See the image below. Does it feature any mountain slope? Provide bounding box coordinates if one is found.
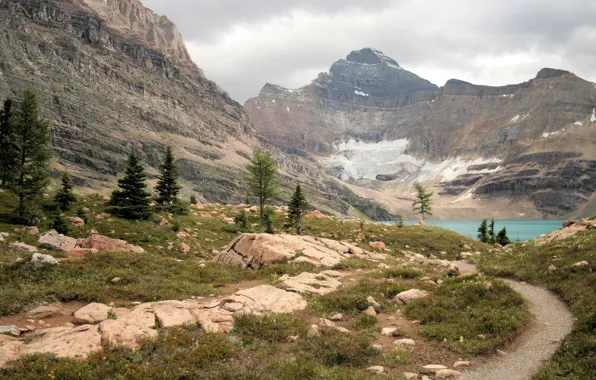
[245,48,596,218]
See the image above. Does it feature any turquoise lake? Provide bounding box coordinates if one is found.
[386,220,566,242]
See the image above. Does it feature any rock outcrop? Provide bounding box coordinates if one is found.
[213,234,384,269]
[78,234,145,254]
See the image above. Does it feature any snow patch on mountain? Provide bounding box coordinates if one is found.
[591,108,596,122]
[326,139,502,183]
[355,90,370,97]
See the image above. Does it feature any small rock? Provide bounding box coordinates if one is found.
[367,296,381,309]
[67,217,85,228]
[497,349,509,356]
[0,326,20,337]
[9,242,37,252]
[180,243,191,254]
[394,338,416,346]
[319,318,337,328]
[420,364,448,374]
[307,325,320,338]
[548,265,557,271]
[378,263,390,269]
[363,306,377,316]
[435,369,462,378]
[27,305,64,319]
[111,277,122,283]
[29,253,59,270]
[330,313,344,321]
[372,344,383,352]
[453,361,471,368]
[381,327,400,337]
[366,366,385,375]
[73,303,112,324]
[25,226,40,235]
[437,279,445,285]
[403,373,418,380]
[573,261,589,267]
[395,289,429,304]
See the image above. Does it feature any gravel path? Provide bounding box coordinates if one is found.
[456,263,574,380]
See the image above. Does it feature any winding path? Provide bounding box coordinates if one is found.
[454,262,574,380]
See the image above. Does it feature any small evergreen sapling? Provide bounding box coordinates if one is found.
[477,219,489,243]
[234,210,248,229]
[109,149,152,220]
[264,206,275,234]
[190,194,198,205]
[155,146,181,205]
[497,227,512,246]
[55,171,77,211]
[488,218,496,244]
[50,214,69,236]
[287,184,307,235]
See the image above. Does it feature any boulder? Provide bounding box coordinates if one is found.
[381,327,400,337]
[435,369,462,378]
[420,365,448,374]
[394,338,416,346]
[153,301,198,328]
[366,366,385,375]
[453,361,471,368]
[548,265,557,271]
[417,220,426,227]
[563,220,577,228]
[9,242,36,252]
[29,253,59,270]
[99,306,158,348]
[74,303,113,324]
[0,326,20,337]
[280,271,343,295]
[20,325,102,360]
[180,243,191,254]
[369,241,387,251]
[226,285,308,314]
[330,313,344,321]
[307,325,320,338]
[403,373,418,380]
[78,234,144,253]
[395,289,429,304]
[26,305,65,319]
[0,335,24,367]
[214,234,378,269]
[25,226,40,235]
[363,306,377,316]
[67,217,85,228]
[573,261,589,267]
[367,296,381,309]
[37,230,78,253]
[0,232,8,242]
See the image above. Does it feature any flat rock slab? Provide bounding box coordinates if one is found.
[280,271,343,295]
[74,303,112,324]
[26,305,65,319]
[0,335,25,367]
[99,307,158,348]
[78,234,145,254]
[20,325,102,360]
[227,285,308,313]
[37,230,78,253]
[213,233,383,269]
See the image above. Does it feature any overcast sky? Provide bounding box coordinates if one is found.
[143,0,596,103]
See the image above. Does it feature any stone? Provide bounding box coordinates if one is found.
[9,242,36,252]
[180,243,191,253]
[395,289,429,304]
[74,303,113,324]
[378,263,390,269]
[69,248,100,257]
[403,373,418,380]
[420,365,449,374]
[372,344,383,352]
[453,361,471,368]
[153,301,197,328]
[27,305,65,319]
[548,265,557,271]
[366,366,385,375]
[367,296,381,309]
[67,217,85,228]
[573,261,589,267]
[563,220,577,228]
[37,230,78,253]
[99,307,158,348]
[363,306,377,316]
[20,325,102,360]
[25,226,40,235]
[29,253,59,270]
[381,327,400,336]
[176,231,189,239]
[306,210,326,219]
[394,338,416,346]
[369,241,387,251]
[463,244,472,250]
[330,313,344,321]
[226,285,308,313]
[280,272,343,295]
[0,335,25,367]
[435,369,462,378]
[307,324,320,338]
[0,326,20,337]
[111,277,122,283]
[78,234,145,253]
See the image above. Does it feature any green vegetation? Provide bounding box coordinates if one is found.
[54,171,77,211]
[155,146,181,207]
[405,275,529,356]
[108,150,152,220]
[0,98,15,187]
[496,227,512,246]
[478,219,489,243]
[49,214,69,236]
[247,147,279,219]
[5,88,52,223]
[287,183,307,235]
[412,181,433,220]
[479,231,596,379]
[233,313,308,344]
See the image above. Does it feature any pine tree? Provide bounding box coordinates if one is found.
[8,88,52,223]
[0,98,16,187]
[497,227,512,246]
[109,149,152,220]
[190,194,197,205]
[55,171,77,211]
[155,146,181,205]
[247,147,278,219]
[477,219,489,243]
[488,218,496,244]
[264,206,275,234]
[412,181,433,220]
[287,184,307,235]
[50,214,69,236]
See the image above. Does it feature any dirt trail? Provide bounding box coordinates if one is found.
[456,263,574,380]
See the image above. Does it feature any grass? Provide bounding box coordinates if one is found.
[232,313,308,344]
[404,275,530,356]
[478,230,596,379]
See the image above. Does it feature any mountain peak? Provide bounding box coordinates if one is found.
[535,68,571,80]
[346,48,401,68]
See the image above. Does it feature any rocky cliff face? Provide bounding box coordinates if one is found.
[0,1,391,219]
[246,48,596,218]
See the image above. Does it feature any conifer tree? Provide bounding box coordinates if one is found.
[287,184,307,235]
[497,227,512,246]
[0,98,16,187]
[488,218,496,244]
[247,147,278,219]
[155,146,181,205]
[264,206,275,234]
[477,219,489,243]
[412,181,433,220]
[9,88,52,223]
[55,171,77,211]
[109,149,152,220]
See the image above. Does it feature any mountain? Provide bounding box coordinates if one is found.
[245,48,596,219]
[0,1,391,219]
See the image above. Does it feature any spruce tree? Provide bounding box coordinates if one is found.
[9,88,52,223]
[109,149,152,220]
[247,147,278,219]
[264,206,275,234]
[287,184,307,235]
[0,98,16,187]
[488,218,496,244]
[412,181,433,220]
[477,219,489,243]
[155,146,181,205]
[55,171,77,211]
[497,227,512,246]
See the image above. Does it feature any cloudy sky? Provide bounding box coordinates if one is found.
[143,0,596,103]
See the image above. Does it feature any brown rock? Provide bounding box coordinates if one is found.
[99,307,157,348]
[38,230,78,253]
[9,242,37,252]
[0,335,25,367]
[67,217,85,228]
[69,248,100,257]
[26,305,65,319]
[563,219,578,228]
[20,325,102,360]
[25,226,40,235]
[395,289,429,304]
[180,243,191,253]
[363,306,377,316]
[79,234,144,253]
[548,265,557,271]
[74,303,113,324]
[369,241,387,251]
[153,301,197,328]
[435,369,462,378]
[306,210,327,219]
[279,271,343,295]
[226,285,308,314]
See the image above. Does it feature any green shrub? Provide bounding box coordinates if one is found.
[383,348,410,366]
[49,214,69,236]
[233,313,308,344]
[296,328,378,367]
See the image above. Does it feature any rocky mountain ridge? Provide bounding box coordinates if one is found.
[245,48,596,218]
